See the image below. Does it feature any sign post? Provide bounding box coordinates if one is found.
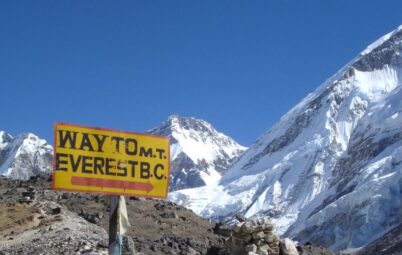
[52,123,170,254]
[109,195,122,255]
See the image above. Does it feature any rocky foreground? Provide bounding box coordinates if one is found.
[0,176,228,254]
[0,176,333,255]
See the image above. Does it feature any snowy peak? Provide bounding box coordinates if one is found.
[169,24,402,252]
[358,24,402,62]
[0,131,13,150]
[233,25,402,177]
[0,131,53,180]
[149,115,246,191]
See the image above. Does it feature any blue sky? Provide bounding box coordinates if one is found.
[1,1,402,146]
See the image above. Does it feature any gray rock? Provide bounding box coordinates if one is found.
[252,231,265,240]
[279,238,299,255]
[233,222,244,233]
[122,236,136,254]
[245,244,257,252]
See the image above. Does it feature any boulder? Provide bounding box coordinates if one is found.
[279,238,299,255]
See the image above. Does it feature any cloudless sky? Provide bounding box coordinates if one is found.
[1,1,402,146]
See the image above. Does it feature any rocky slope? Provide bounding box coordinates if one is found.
[0,175,230,255]
[149,115,246,191]
[0,176,335,255]
[170,24,402,253]
[0,131,52,180]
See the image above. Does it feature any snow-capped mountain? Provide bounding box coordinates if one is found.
[170,25,402,252]
[1,116,245,189]
[149,115,246,191]
[0,131,53,180]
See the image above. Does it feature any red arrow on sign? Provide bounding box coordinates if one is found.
[71,176,154,193]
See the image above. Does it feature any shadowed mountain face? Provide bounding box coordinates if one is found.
[353,223,402,255]
[149,115,246,191]
[170,25,402,253]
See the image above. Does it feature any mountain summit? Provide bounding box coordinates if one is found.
[170,25,402,252]
[0,131,53,180]
[1,115,245,192]
[149,115,246,191]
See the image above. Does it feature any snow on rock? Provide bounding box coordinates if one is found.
[0,131,53,180]
[169,25,402,252]
[149,115,246,191]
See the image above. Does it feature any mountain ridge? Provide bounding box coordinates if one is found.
[149,115,246,191]
[1,115,246,193]
[169,24,402,252]
[0,131,53,180]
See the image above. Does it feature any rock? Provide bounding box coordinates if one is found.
[227,218,282,255]
[258,244,269,252]
[231,234,252,244]
[213,222,232,237]
[235,213,246,222]
[122,236,136,254]
[264,233,277,243]
[241,221,274,234]
[279,238,299,255]
[61,192,70,199]
[269,246,280,255]
[78,209,101,224]
[4,188,17,196]
[22,191,36,198]
[18,197,33,204]
[97,212,103,219]
[296,245,303,253]
[51,207,62,215]
[233,222,244,233]
[252,231,265,240]
[227,242,245,255]
[184,246,199,255]
[245,244,257,252]
[241,221,255,234]
[160,211,179,219]
[300,243,335,255]
[154,202,167,210]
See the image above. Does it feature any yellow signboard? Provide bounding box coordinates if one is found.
[52,123,170,198]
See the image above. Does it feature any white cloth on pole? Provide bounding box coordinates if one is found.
[117,196,130,235]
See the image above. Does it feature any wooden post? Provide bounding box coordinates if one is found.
[109,195,122,255]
